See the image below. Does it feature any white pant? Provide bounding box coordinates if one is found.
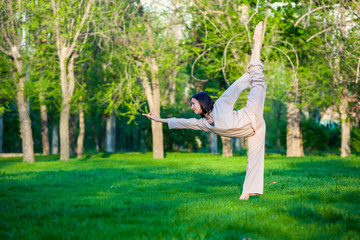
[216,61,266,195]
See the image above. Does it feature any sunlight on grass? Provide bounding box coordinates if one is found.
[0,153,359,239]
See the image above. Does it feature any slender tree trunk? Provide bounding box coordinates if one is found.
[59,53,77,161]
[106,112,116,153]
[286,74,304,157]
[77,104,85,158]
[235,138,241,152]
[340,88,351,157]
[338,0,351,157]
[15,70,35,163]
[221,136,233,157]
[209,132,218,153]
[241,138,248,150]
[39,93,50,155]
[92,122,99,152]
[286,102,304,156]
[69,113,78,156]
[276,102,282,149]
[52,124,59,154]
[141,58,164,159]
[0,113,3,152]
[60,101,71,160]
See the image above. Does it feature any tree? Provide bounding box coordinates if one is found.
[295,0,360,157]
[0,0,35,162]
[50,0,93,161]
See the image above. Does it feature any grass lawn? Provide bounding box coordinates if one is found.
[0,152,359,240]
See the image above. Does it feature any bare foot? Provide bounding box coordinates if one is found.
[253,21,263,43]
[239,193,249,200]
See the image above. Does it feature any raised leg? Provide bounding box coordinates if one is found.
[240,22,266,200]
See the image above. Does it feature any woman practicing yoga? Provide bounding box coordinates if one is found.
[143,22,266,200]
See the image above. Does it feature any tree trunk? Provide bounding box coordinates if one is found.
[0,113,3,152]
[235,138,241,152]
[209,132,218,153]
[69,114,78,156]
[39,93,50,155]
[9,46,35,162]
[15,72,35,163]
[52,124,59,154]
[286,102,304,157]
[275,100,283,149]
[92,122,99,152]
[286,73,304,157]
[106,112,116,153]
[338,0,351,157]
[77,105,85,158]
[241,138,248,150]
[60,100,71,161]
[221,136,233,157]
[340,89,351,157]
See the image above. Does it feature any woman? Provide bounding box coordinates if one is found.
[143,22,266,200]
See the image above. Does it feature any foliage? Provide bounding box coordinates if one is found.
[351,128,360,153]
[301,119,340,152]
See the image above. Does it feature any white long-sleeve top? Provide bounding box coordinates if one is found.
[167,61,266,138]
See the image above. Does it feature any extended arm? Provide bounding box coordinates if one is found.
[142,112,208,131]
[142,112,168,123]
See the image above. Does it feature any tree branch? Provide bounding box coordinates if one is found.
[1,24,13,47]
[277,40,299,69]
[51,0,61,57]
[191,47,214,82]
[245,0,260,45]
[306,27,333,42]
[222,34,243,86]
[267,45,295,72]
[356,56,360,84]
[262,0,270,43]
[67,0,93,58]
[0,44,9,55]
[352,0,360,14]
[295,5,333,27]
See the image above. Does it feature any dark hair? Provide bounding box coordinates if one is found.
[191,92,214,118]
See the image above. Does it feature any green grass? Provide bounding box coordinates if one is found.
[0,153,359,240]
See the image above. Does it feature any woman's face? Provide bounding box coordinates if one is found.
[190,98,202,115]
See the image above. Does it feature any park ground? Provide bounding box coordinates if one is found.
[0,153,359,240]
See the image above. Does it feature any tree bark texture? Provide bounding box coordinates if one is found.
[241,138,248,150]
[286,74,304,157]
[286,102,304,157]
[13,59,35,162]
[106,112,116,153]
[77,105,85,158]
[221,136,233,157]
[338,0,351,157]
[340,89,351,157]
[60,100,71,160]
[0,113,3,152]
[234,138,241,152]
[209,132,218,153]
[52,124,59,154]
[39,93,50,155]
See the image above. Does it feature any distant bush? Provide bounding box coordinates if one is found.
[301,119,340,151]
[351,127,360,153]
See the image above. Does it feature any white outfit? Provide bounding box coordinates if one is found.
[167,61,266,195]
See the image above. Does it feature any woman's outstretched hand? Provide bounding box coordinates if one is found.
[142,111,161,122]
